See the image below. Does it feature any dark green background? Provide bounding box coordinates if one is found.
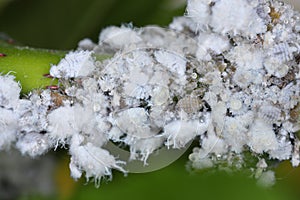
[0,0,300,199]
[0,0,184,49]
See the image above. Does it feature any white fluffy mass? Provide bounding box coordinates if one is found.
[99,25,142,49]
[247,119,278,154]
[50,50,96,78]
[0,108,18,150]
[0,75,21,109]
[16,133,52,157]
[0,0,300,187]
[186,0,267,36]
[186,0,211,30]
[0,75,21,150]
[210,0,267,36]
[69,142,126,185]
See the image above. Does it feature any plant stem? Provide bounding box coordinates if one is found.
[0,41,66,94]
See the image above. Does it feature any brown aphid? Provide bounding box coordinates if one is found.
[290,104,300,123]
[176,96,202,114]
[217,62,227,73]
[50,92,66,107]
[269,6,281,23]
[283,70,296,83]
[253,34,264,46]
[295,54,300,64]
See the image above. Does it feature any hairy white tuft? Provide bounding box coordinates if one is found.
[69,142,126,186]
[50,50,96,78]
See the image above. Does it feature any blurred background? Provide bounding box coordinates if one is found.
[0,0,185,49]
[0,0,300,200]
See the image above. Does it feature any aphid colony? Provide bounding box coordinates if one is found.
[0,0,300,186]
